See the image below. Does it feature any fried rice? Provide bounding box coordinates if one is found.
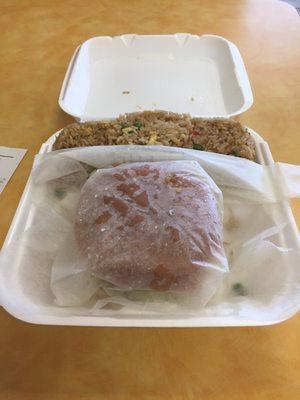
[53,111,256,161]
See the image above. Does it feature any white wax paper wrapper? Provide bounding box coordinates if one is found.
[1,145,299,319]
[51,231,99,306]
[52,146,275,203]
[48,158,228,309]
[275,162,300,198]
[209,235,300,322]
[0,207,71,307]
[31,157,90,221]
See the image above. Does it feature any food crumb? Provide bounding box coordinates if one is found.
[232,283,247,296]
[54,188,66,199]
[122,91,130,95]
[190,97,195,102]
[225,215,239,231]
[193,143,204,151]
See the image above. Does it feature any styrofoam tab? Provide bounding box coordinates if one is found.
[174,33,191,47]
[120,34,136,48]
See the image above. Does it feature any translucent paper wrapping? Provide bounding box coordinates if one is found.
[1,145,299,317]
[75,160,227,301]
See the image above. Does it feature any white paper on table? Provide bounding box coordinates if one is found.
[0,147,27,194]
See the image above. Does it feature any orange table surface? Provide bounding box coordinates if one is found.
[0,1,300,399]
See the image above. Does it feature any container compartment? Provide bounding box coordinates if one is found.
[59,34,253,121]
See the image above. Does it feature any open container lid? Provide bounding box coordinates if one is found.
[59,34,253,121]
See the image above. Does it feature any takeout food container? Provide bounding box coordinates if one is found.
[1,34,299,326]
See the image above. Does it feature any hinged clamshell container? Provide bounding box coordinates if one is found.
[1,34,299,327]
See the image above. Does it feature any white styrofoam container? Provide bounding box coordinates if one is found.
[59,34,253,121]
[1,34,299,326]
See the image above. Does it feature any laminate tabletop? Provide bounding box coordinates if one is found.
[0,1,299,399]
